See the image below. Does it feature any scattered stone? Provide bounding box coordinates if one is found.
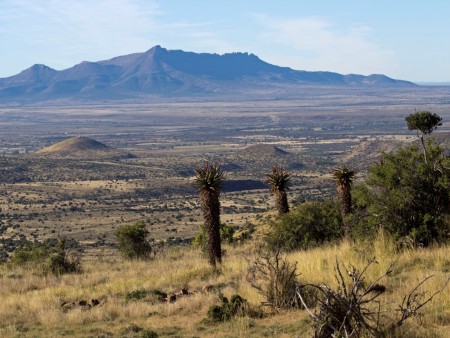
[60,297,105,312]
[88,298,100,306]
[166,294,177,303]
[165,288,194,303]
[202,284,213,293]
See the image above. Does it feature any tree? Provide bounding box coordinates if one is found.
[405,111,442,163]
[362,141,449,246]
[332,165,356,237]
[266,165,290,215]
[195,162,225,268]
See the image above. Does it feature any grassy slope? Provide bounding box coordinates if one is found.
[0,234,449,338]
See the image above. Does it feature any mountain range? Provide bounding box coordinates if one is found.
[0,45,415,102]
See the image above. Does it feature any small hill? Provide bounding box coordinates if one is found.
[33,137,135,159]
[238,144,289,157]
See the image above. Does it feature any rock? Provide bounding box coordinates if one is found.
[88,298,100,307]
[174,288,189,297]
[202,284,213,293]
[166,294,177,303]
[60,302,76,312]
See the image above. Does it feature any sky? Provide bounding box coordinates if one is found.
[1,0,449,82]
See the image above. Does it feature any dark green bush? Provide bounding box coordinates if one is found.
[266,199,343,251]
[125,289,148,301]
[124,288,167,303]
[149,289,168,302]
[115,221,152,259]
[192,222,236,253]
[48,238,82,275]
[206,294,248,322]
[141,329,158,338]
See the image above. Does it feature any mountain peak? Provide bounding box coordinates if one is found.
[30,64,53,70]
[24,64,56,74]
[145,45,167,55]
[147,45,163,51]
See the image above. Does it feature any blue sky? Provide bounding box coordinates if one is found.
[1,0,449,82]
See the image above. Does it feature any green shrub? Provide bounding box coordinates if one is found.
[9,238,81,275]
[149,289,168,302]
[125,289,148,301]
[141,329,158,338]
[115,221,152,259]
[48,238,82,275]
[9,241,51,267]
[192,222,236,253]
[206,294,248,322]
[266,199,343,251]
[353,142,450,246]
[120,324,158,337]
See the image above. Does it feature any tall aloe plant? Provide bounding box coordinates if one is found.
[266,165,291,215]
[332,165,356,237]
[195,162,225,268]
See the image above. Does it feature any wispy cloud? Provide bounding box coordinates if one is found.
[0,0,240,75]
[0,0,166,73]
[252,14,397,75]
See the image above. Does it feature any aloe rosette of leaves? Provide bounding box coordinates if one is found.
[266,165,291,215]
[195,162,225,268]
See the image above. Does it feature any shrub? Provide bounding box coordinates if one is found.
[192,223,236,253]
[48,238,82,275]
[206,294,248,322]
[141,329,158,338]
[9,241,51,267]
[115,221,152,259]
[9,238,81,275]
[125,289,148,301]
[297,258,449,337]
[124,288,167,303]
[121,324,158,337]
[247,246,301,309]
[266,199,343,251]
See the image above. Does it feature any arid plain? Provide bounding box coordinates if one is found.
[1,86,450,258]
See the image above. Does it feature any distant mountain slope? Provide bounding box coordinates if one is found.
[33,137,135,159]
[0,45,415,102]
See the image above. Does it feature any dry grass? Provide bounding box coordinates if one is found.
[0,234,449,337]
